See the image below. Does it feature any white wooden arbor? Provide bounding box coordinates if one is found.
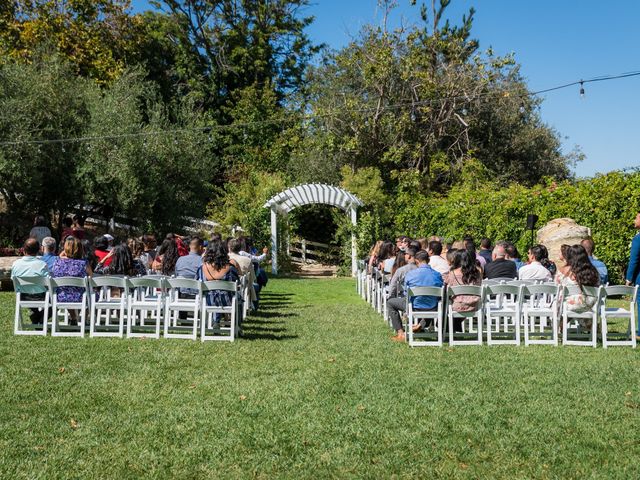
[263,184,364,276]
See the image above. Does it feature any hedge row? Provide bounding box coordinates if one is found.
[352,169,640,283]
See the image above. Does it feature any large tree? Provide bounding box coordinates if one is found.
[301,0,576,191]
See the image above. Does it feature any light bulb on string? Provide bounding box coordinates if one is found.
[579,80,585,99]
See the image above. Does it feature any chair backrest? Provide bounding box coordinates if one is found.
[522,284,560,296]
[603,285,638,301]
[164,277,203,292]
[447,285,483,298]
[484,284,520,296]
[407,286,444,300]
[202,280,237,293]
[90,276,129,288]
[13,275,49,291]
[127,277,165,290]
[563,285,603,310]
[49,276,88,289]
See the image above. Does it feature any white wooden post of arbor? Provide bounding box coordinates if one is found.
[264,184,363,276]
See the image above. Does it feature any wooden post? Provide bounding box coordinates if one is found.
[270,206,278,275]
[301,239,307,263]
[350,206,357,277]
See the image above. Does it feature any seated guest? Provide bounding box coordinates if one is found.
[445,249,483,332]
[228,238,252,275]
[81,239,97,271]
[387,250,443,342]
[93,236,112,266]
[11,238,50,324]
[408,240,422,251]
[29,215,51,245]
[395,236,410,252]
[388,248,417,298]
[464,236,486,268]
[377,241,396,274]
[479,238,493,264]
[367,240,383,273]
[151,238,180,276]
[166,233,189,257]
[95,244,146,277]
[39,237,57,271]
[103,234,115,251]
[72,215,86,240]
[61,217,75,242]
[483,244,517,279]
[556,244,600,326]
[581,238,608,285]
[240,237,269,288]
[139,234,157,272]
[127,238,144,262]
[427,240,450,276]
[504,242,524,270]
[175,237,204,280]
[198,241,240,308]
[519,244,554,281]
[415,238,429,251]
[391,250,407,276]
[51,236,92,325]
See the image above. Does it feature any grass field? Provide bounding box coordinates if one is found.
[1,277,639,479]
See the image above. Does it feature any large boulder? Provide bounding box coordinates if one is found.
[536,218,591,264]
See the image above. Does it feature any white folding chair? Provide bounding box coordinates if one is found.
[447,285,484,346]
[562,285,603,347]
[201,280,239,342]
[50,276,89,337]
[484,284,523,346]
[164,278,202,340]
[381,273,391,323]
[522,284,560,346]
[127,276,165,339]
[406,286,445,347]
[601,285,637,348]
[12,276,50,336]
[89,276,129,338]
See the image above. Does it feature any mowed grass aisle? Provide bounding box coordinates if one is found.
[1,277,640,478]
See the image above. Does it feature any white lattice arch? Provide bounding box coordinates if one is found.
[263,184,363,275]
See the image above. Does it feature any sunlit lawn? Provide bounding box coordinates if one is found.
[1,277,639,478]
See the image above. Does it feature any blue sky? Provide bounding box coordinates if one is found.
[131,0,640,177]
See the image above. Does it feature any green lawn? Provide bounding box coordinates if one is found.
[1,278,639,479]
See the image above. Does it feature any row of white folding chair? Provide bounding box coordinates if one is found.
[13,275,243,342]
[399,283,637,348]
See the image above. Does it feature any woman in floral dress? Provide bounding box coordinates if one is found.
[51,236,92,324]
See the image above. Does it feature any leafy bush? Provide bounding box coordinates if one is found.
[348,168,640,283]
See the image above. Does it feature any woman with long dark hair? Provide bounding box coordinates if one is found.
[96,244,146,277]
[556,244,600,315]
[391,250,407,277]
[377,241,397,273]
[151,239,180,275]
[445,250,483,331]
[198,241,239,307]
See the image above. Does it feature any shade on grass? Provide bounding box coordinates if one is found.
[1,277,639,478]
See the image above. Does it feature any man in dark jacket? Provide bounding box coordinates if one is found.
[625,210,640,335]
[483,244,517,279]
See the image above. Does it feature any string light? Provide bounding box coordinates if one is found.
[0,70,639,147]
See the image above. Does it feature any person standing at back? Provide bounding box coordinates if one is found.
[29,215,51,245]
[625,210,640,336]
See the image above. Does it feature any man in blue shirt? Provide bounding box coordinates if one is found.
[625,210,640,335]
[11,238,49,324]
[39,237,57,272]
[581,238,608,285]
[175,237,204,298]
[386,250,443,342]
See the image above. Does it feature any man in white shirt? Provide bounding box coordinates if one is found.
[427,240,450,276]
